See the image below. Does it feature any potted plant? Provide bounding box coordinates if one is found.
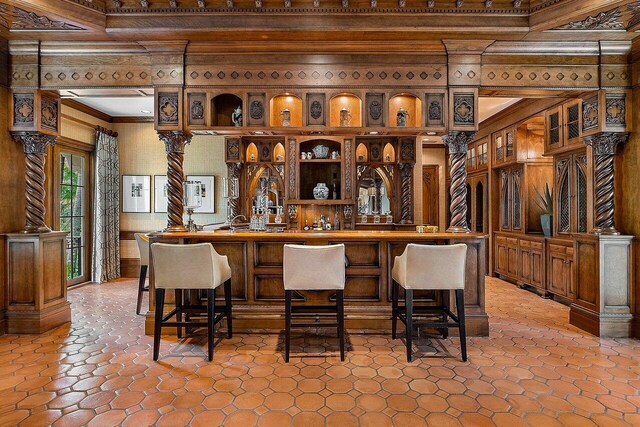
[535,183,553,237]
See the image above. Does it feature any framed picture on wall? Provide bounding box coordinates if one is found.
[186,175,215,213]
[154,175,168,213]
[122,175,151,213]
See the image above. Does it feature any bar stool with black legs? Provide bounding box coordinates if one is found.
[134,233,150,315]
[391,243,468,362]
[151,243,233,361]
[283,244,346,362]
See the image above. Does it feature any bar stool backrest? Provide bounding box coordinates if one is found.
[151,243,231,290]
[404,243,467,290]
[134,233,150,266]
[283,244,346,290]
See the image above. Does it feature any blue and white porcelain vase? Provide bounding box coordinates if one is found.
[313,183,329,200]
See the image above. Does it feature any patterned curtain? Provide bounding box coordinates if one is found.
[92,128,120,282]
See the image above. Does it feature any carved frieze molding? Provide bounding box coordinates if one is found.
[0,2,86,31]
[554,8,624,31]
[186,64,448,87]
[481,65,600,89]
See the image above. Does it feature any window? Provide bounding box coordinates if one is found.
[58,151,89,284]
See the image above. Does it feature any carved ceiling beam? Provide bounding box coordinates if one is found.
[530,0,632,32]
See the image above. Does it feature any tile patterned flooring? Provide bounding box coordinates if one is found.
[1,277,640,427]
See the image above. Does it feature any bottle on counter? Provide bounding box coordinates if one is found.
[250,207,258,231]
[303,220,310,231]
[333,209,340,230]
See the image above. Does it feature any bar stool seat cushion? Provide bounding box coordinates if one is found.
[392,243,467,290]
[283,244,346,290]
[152,242,231,290]
[134,233,150,266]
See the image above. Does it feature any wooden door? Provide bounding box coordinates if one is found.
[545,106,563,154]
[563,99,582,147]
[422,165,439,227]
[495,236,509,275]
[507,237,519,277]
[504,126,516,163]
[493,130,504,165]
[555,154,572,236]
[519,244,532,283]
[547,243,569,297]
[530,246,545,289]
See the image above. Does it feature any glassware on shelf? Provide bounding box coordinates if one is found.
[223,176,240,225]
[339,108,352,127]
[373,214,381,224]
[313,183,329,200]
[386,213,393,224]
[361,214,368,224]
[280,108,291,127]
[184,181,203,232]
[274,206,283,224]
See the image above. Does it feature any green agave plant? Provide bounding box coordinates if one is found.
[534,183,553,215]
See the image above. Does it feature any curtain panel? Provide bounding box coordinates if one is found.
[92,128,120,282]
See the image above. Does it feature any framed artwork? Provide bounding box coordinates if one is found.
[122,175,151,213]
[186,175,215,213]
[154,175,168,213]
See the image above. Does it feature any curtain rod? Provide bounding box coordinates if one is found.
[96,126,118,138]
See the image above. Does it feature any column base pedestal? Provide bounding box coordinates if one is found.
[446,226,471,233]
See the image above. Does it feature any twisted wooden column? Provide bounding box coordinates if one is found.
[443,131,475,233]
[227,162,242,220]
[158,131,192,232]
[399,163,414,223]
[584,132,628,235]
[12,132,57,233]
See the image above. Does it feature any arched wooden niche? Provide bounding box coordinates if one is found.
[382,143,395,163]
[212,93,243,126]
[246,142,258,162]
[329,93,362,127]
[273,143,285,163]
[270,94,303,127]
[388,93,422,128]
[356,143,368,163]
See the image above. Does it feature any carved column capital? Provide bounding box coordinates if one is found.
[583,132,628,156]
[11,131,57,233]
[158,130,192,154]
[583,132,628,235]
[12,131,57,154]
[442,131,475,154]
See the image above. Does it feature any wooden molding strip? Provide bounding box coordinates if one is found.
[112,116,154,123]
[62,98,113,123]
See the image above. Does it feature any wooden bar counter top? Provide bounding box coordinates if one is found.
[146,231,489,336]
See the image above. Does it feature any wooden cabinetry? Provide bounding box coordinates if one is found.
[494,232,546,292]
[546,239,574,299]
[467,137,488,172]
[499,166,524,232]
[493,127,516,166]
[554,149,591,236]
[544,100,583,155]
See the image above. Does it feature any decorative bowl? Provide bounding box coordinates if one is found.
[312,144,330,159]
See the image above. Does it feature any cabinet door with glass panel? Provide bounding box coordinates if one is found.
[554,150,590,236]
[55,148,92,286]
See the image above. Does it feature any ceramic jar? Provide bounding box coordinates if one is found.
[313,183,329,200]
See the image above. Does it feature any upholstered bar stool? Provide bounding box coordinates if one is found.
[283,244,346,362]
[151,243,233,361]
[391,243,468,362]
[134,233,150,315]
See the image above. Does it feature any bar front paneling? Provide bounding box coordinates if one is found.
[146,230,488,336]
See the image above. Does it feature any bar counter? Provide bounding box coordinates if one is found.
[146,230,488,336]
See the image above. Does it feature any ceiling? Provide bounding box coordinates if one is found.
[65,89,521,121]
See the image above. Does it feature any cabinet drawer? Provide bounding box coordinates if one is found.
[496,235,507,245]
[507,238,518,246]
[548,243,568,255]
[519,239,531,248]
[530,241,544,251]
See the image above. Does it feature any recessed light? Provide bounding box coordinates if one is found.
[367,131,379,135]
[426,131,436,135]
[252,131,265,135]
[422,138,431,142]
[140,109,151,114]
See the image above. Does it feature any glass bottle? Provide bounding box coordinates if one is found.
[250,207,257,231]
